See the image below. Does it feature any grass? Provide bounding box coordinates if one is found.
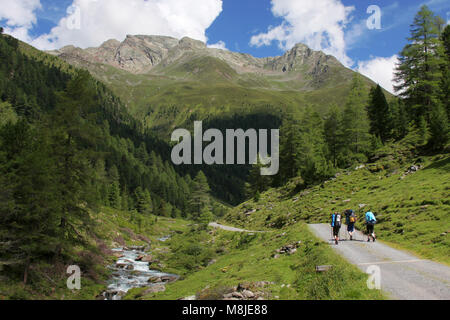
[125,223,384,300]
[223,144,450,265]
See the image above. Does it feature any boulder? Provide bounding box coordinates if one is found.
[112,252,124,259]
[242,290,255,299]
[231,292,244,299]
[115,262,128,269]
[147,276,162,283]
[143,284,166,294]
[160,275,179,283]
[141,255,157,263]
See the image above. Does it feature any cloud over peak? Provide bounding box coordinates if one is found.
[250,0,355,67]
[2,0,223,50]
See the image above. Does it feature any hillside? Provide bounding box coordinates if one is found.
[223,140,450,265]
[48,35,381,137]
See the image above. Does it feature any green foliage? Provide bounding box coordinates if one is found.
[189,171,211,220]
[0,33,197,288]
[341,74,371,162]
[395,5,445,123]
[428,104,449,150]
[245,155,272,198]
[166,229,215,274]
[367,85,392,143]
[0,121,60,283]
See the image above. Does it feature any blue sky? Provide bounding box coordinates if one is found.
[1,0,449,92]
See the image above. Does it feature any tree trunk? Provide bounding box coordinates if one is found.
[23,260,30,286]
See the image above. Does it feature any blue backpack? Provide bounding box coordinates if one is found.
[331,213,342,227]
[365,211,376,224]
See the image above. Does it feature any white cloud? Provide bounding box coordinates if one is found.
[250,0,355,67]
[2,0,223,50]
[207,40,227,50]
[0,0,42,42]
[356,55,399,94]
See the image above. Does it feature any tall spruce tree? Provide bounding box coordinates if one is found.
[440,25,450,119]
[390,98,410,140]
[296,108,333,186]
[50,71,99,250]
[324,106,344,168]
[277,117,302,183]
[245,154,271,198]
[0,121,60,283]
[367,85,392,143]
[189,171,211,220]
[394,5,444,123]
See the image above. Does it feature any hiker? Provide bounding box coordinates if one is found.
[331,212,342,245]
[344,209,357,240]
[365,211,377,242]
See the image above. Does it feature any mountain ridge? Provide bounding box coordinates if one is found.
[47,34,346,81]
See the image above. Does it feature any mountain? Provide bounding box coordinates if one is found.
[48,35,345,81]
[48,35,378,137]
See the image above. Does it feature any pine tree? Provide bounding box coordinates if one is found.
[367,85,392,143]
[189,171,211,220]
[0,121,60,283]
[390,99,410,140]
[324,106,343,168]
[49,71,99,249]
[417,116,429,145]
[394,5,444,123]
[428,104,449,150]
[135,187,152,214]
[245,154,271,198]
[277,117,301,183]
[440,25,450,119]
[108,165,122,209]
[296,109,333,185]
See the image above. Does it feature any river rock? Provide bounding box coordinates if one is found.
[142,255,158,263]
[161,275,179,283]
[143,284,166,294]
[147,276,162,283]
[116,262,128,269]
[129,245,146,252]
[103,290,126,300]
[242,290,255,299]
[231,292,244,299]
[112,252,124,259]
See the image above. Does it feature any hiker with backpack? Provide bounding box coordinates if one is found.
[331,212,342,245]
[365,211,377,242]
[344,209,357,240]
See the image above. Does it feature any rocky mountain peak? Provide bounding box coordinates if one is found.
[48,35,345,80]
[178,37,206,50]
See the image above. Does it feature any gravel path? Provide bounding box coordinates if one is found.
[308,223,450,300]
[208,222,265,233]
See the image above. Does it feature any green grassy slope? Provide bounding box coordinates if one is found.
[125,223,384,300]
[58,52,383,137]
[223,143,450,264]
